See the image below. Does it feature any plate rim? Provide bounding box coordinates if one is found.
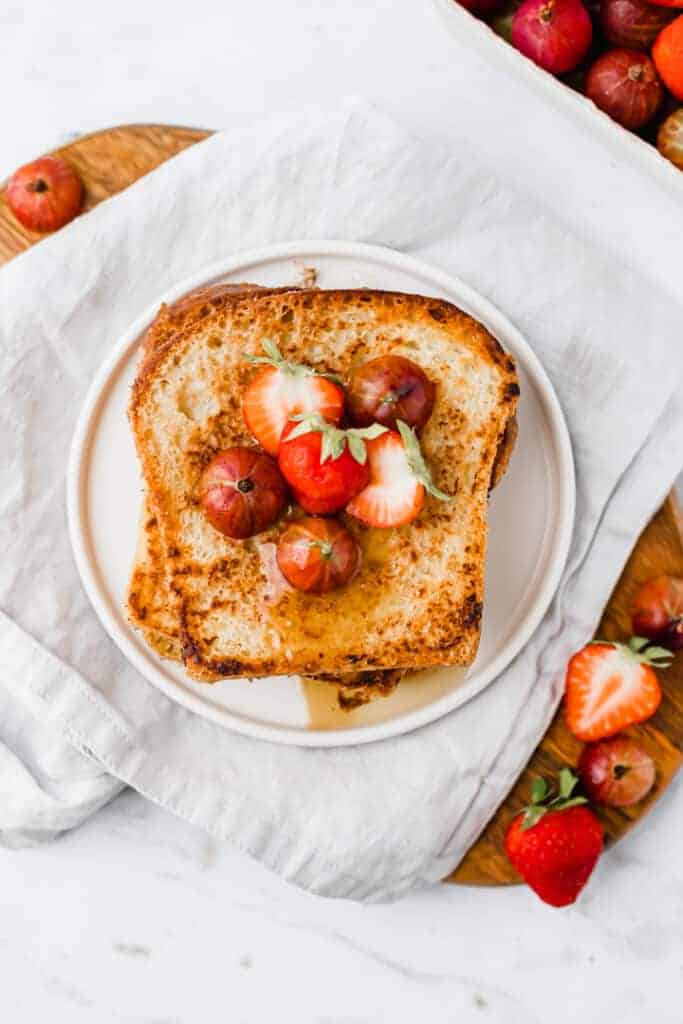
[67,239,575,747]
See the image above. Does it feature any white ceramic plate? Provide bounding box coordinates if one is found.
[67,241,574,747]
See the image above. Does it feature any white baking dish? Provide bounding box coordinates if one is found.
[434,0,683,201]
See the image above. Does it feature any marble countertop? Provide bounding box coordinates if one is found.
[1,2,682,1021]
[2,788,682,1024]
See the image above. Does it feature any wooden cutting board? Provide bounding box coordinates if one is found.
[2,124,681,885]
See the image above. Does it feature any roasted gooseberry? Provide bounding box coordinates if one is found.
[7,156,84,233]
[578,736,656,806]
[276,516,361,593]
[511,0,593,74]
[586,49,663,129]
[199,447,288,539]
[600,0,674,49]
[347,355,436,432]
[632,574,683,650]
[658,107,683,168]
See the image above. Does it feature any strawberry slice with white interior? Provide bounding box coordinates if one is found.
[565,638,671,741]
[346,420,450,528]
[242,339,344,455]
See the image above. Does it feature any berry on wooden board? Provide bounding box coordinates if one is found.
[7,156,83,233]
[564,637,670,741]
[631,575,683,651]
[504,770,603,907]
[578,736,656,806]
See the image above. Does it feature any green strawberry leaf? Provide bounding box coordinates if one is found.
[261,337,283,363]
[519,770,588,831]
[243,338,342,383]
[285,414,325,443]
[320,427,345,464]
[598,638,673,670]
[643,646,674,665]
[351,423,388,441]
[554,796,588,811]
[522,805,547,831]
[396,420,450,500]
[347,434,368,465]
[530,778,547,804]
[285,414,387,465]
[629,636,650,652]
[558,767,578,800]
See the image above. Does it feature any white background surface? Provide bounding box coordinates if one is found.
[1,2,682,1022]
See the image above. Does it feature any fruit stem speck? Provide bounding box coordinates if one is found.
[307,540,333,559]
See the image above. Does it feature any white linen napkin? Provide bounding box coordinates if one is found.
[1,98,682,900]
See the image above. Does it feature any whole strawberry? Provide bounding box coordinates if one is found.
[505,769,603,907]
[278,413,387,514]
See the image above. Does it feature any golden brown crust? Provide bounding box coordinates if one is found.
[131,283,301,418]
[130,289,518,427]
[490,414,518,491]
[130,288,519,680]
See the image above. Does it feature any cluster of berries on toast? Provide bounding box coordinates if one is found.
[198,338,448,594]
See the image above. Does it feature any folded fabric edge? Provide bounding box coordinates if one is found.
[0,610,413,900]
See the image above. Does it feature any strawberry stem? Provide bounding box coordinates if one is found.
[244,338,342,384]
[396,420,451,500]
[521,769,587,830]
[307,539,333,559]
[286,412,387,465]
[592,637,673,669]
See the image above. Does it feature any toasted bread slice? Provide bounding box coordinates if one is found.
[128,282,277,663]
[126,283,408,690]
[132,288,518,679]
[127,497,183,660]
[130,289,518,680]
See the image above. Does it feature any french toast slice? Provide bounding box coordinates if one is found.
[126,283,406,691]
[130,289,518,680]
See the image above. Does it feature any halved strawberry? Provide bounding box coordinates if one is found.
[242,339,344,455]
[565,637,671,741]
[346,420,450,528]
